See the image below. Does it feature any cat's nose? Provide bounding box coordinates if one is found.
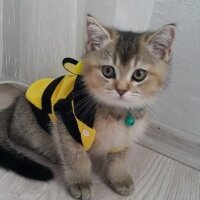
[116,89,127,96]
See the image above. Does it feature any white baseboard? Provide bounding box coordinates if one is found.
[134,120,200,171]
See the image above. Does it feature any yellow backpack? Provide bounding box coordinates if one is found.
[26,58,96,151]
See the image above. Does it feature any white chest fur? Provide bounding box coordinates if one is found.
[90,113,147,155]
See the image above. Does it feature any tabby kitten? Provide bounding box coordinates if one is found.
[0,15,176,200]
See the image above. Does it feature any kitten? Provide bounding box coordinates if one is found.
[0,15,176,200]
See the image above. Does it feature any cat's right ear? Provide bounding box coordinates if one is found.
[146,24,176,62]
[86,15,111,51]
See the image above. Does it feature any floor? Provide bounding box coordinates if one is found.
[0,84,200,200]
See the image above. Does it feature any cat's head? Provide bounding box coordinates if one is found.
[82,15,176,109]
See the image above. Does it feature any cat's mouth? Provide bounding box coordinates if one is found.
[116,96,126,101]
[106,94,133,107]
[89,88,146,109]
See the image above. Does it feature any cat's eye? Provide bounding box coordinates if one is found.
[132,69,147,82]
[102,65,116,79]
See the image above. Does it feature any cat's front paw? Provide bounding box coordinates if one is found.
[108,175,134,196]
[67,182,91,200]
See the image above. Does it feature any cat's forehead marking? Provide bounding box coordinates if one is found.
[129,58,137,69]
[113,53,117,65]
[115,55,120,66]
[115,57,136,80]
[116,31,141,66]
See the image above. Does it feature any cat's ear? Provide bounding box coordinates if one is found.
[147,24,176,61]
[86,15,111,51]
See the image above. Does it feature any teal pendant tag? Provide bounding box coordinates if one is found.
[125,113,135,127]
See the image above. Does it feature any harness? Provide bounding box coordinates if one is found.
[26,58,96,151]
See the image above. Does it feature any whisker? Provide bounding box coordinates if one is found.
[75,97,95,113]
[76,99,98,121]
[79,102,97,121]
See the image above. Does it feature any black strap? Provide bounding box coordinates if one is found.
[62,57,78,67]
[73,76,96,127]
[54,96,82,145]
[42,76,64,113]
[53,76,96,145]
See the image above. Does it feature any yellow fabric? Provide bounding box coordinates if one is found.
[26,78,53,109]
[63,61,83,75]
[48,113,58,123]
[50,75,76,116]
[108,146,128,154]
[26,69,96,151]
[71,101,96,151]
[26,76,77,113]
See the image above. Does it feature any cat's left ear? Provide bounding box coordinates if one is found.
[147,24,176,61]
[86,15,111,51]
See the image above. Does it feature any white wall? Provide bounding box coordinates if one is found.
[1,0,86,83]
[85,0,155,31]
[2,0,20,80]
[0,0,3,78]
[150,0,200,136]
[19,0,86,83]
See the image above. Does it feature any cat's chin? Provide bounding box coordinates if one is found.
[103,100,144,109]
[94,95,146,110]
